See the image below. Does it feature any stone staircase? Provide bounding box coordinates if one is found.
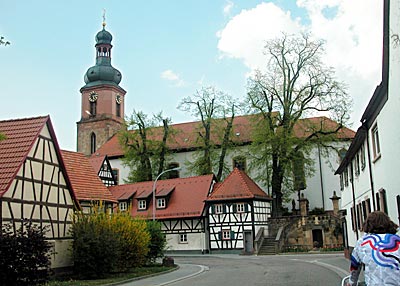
[257,237,277,255]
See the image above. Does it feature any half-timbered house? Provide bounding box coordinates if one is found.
[205,168,272,254]
[109,174,216,253]
[61,150,116,213]
[0,116,78,270]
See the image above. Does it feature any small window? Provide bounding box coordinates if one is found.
[119,201,128,212]
[222,230,231,240]
[138,200,146,210]
[344,167,349,187]
[339,174,344,191]
[360,143,366,170]
[157,198,166,209]
[338,148,347,162]
[215,204,223,214]
[179,233,188,244]
[236,203,245,213]
[233,156,246,171]
[354,153,360,177]
[371,124,381,160]
[376,189,388,214]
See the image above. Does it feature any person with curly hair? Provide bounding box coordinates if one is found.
[347,211,400,285]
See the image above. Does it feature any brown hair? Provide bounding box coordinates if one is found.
[362,211,399,234]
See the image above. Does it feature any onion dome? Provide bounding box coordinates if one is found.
[82,25,122,89]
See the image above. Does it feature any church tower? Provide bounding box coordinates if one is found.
[77,19,126,156]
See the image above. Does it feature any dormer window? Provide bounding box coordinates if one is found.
[138,200,146,210]
[157,198,166,209]
[119,201,128,212]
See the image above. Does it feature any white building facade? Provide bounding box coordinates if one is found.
[336,0,400,253]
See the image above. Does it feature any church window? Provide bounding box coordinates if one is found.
[116,101,121,117]
[112,168,119,185]
[165,163,180,179]
[90,101,97,117]
[90,133,96,154]
[233,156,246,171]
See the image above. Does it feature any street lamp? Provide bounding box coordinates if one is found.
[152,167,181,221]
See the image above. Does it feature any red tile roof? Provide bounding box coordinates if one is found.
[0,116,49,196]
[206,168,272,201]
[109,174,215,220]
[0,116,79,205]
[92,114,355,158]
[61,150,116,203]
[88,155,106,174]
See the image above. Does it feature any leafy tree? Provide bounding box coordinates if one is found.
[178,86,237,181]
[247,33,351,217]
[119,110,171,183]
[0,223,51,286]
[146,221,167,263]
[0,133,6,141]
[0,36,10,46]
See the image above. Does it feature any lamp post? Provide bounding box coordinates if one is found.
[152,167,181,221]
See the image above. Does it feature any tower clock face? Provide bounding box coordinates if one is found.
[88,92,98,102]
[116,94,122,104]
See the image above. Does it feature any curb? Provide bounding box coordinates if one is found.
[101,265,180,286]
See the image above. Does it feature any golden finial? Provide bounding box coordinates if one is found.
[102,9,106,28]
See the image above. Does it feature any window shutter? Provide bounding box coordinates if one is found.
[218,232,222,240]
[244,204,249,212]
[223,205,227,213]
[211,205,215,214]
[230,230,235,240]
[233,204,237,213]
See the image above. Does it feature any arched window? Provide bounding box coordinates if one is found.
[233,156,246,171]
[166,163,180,179]
[90,101,97,117]
[90,132,96,154]
[116,101,121,117]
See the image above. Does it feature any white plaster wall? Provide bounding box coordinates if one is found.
[110,141,348,213]
[165,232,205,252]
[374,0,400,226]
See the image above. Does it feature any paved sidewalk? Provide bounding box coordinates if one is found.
[115,264,208,286]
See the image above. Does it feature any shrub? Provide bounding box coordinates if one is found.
[0,223,51,286]
[146,221,167,263]
[71,209,151,278]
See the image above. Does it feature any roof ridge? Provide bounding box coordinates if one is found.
[0,115,49,124]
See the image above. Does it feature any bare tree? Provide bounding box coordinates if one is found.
[247,33,351,216]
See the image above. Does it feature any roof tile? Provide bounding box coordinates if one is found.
[61,150,116,203]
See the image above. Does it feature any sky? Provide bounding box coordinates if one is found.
[0,0,383,151]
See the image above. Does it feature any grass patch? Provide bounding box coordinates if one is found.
[46,265,176,286]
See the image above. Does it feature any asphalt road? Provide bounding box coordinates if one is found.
[122,253,359,286]
[170,253,351,286]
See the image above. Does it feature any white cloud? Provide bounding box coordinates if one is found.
[223,1,234,16]
[161,69,185,87]
[217,0,383,125]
